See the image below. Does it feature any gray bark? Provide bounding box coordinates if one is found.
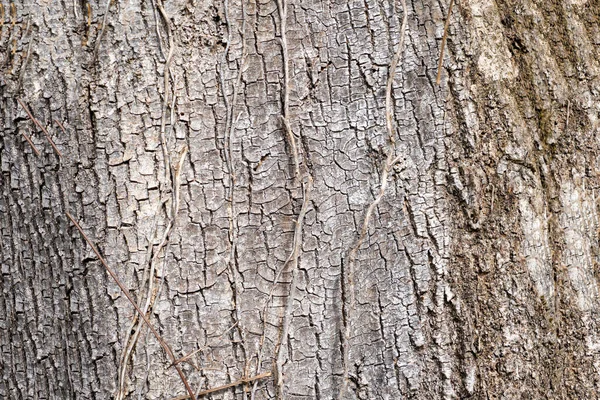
[1,0,599,399]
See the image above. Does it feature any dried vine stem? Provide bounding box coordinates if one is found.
[436,0,454,85]
[282,117,300,179]
[66,212,197,400]
[156,0,175,185]
[116,3,180,396]
[17,99,62,158]
[339,1,408,398]
[277,0,300,179]
[565,100,571,137]
[348,154,403,261]
[93,0,112,61]
[17,18,34,89]
[274,177,312,398]
[116,145,187,400]
[169,322,239,368]
[254,1,315,398]
[115,214,159,400]
[249,179,313,400]
[82,2,92,47]
[218,0,249,378]
[171,372,271,400]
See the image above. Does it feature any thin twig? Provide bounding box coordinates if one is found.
[93,0,112,61]
[220,0,248,201]
[151,0,166,59]
[34,117,62,158]
[282,117,300,179]
[171,372,272,400]
[151,102,183,310]
[436,0,454,85]
[18,127,40,156]
[116,5,179,388]
[65,212,197,400]
[490,184,495,214]
[565,100,571,137]
[54,119,67,135]
[17,99,62,158]
[152,145,187,265]
[18,17,34,90]
[349,156,401,262]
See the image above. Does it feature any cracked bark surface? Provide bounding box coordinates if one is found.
[1,0,599,399]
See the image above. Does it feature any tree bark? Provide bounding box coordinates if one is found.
[1,0,599,399]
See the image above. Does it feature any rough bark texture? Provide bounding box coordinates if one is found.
[1,0,599,399]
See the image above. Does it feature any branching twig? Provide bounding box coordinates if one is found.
[17,99,62,158]
[65,212,197,400]
[116,200,161,400]
[436,0,454,85]
[349,154,404,261]
[151,145,188,266]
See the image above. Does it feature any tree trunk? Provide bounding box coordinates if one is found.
[1,0,599,398]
